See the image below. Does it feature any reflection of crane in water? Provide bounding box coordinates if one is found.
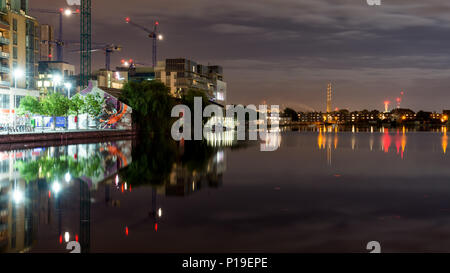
[125,188,161,235]
[79,179,90,253]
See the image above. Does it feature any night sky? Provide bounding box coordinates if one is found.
[30,0,450,112]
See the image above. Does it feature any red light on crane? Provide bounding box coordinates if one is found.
[129,59,133,63]
[125,17,130,23]
[155,21,159,25]
[59,8,64,12]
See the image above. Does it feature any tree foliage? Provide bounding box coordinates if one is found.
[283,107,299,121]
[17,96,41,116]
[120,80,175,134]
[40,93,70,117]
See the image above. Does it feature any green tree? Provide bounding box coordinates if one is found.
[120,80,175,134]
[17,96,41,116]
[69,94,86,129]
[85,93,104,117]
[41,93,70,129]
[283,107,299,122]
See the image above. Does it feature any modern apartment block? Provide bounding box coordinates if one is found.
[0,0,40,126]
[155,58,227,104]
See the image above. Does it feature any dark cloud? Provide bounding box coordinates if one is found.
[30,0,450,111]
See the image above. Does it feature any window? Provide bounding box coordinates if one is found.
[13,19,17,32]
[13,33,17,45]
[0,94,9,109]
[13,47,17,59]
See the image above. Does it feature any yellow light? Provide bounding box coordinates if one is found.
[402,116,406,120]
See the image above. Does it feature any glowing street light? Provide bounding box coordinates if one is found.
[13,68,24,88]
[64,82,72,98]
[158,34,163,40]
[53,74,62,93]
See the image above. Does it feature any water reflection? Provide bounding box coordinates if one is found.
[2,127,450,253]
[0,141,132,253]
[316,126,449,165]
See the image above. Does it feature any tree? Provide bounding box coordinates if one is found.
[283,107,299,122]
[85,93,104,117]
[69,94,87,129]
[17,96,41,116]
[120,80,174,134]
[40,93,70,129]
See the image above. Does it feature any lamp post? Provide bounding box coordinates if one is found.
[12,69,24,129]
[64,82,72,98]
[53,74,62,93]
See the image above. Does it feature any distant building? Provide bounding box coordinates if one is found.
[37,61,76,97]
[116,58,227,104]
[94,69,128,90]
[155,58,227,104]
[39,24,54,61]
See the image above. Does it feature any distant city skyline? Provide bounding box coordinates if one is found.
[30,0,450,112]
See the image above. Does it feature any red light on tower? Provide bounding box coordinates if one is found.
[384,101,390,113]
[59,8,64,12]
[129,59,133,63]
[125,17,130,23]
[121,59,125,64]
[155,21,159,26]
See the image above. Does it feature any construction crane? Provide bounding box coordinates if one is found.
[93,44,122,71]
[71,44,122,71]
[125,17,163,68]
[30,8,80,62]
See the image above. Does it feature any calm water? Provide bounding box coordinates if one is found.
[1,127,450,253]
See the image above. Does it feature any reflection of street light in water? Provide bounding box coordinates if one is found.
[52,181,61,194]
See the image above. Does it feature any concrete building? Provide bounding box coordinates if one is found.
[115,58,227,104]
[0,0,40,126]
[155,58,227,104]
[37,61,76,97]
[94,69,128,90]
[39,24,54,61]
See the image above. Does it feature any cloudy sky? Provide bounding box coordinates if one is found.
[30,0,450,112]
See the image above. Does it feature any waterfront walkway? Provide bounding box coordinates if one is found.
[0,129,135,145]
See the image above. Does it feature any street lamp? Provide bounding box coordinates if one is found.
[64,82,72,98]
[13,68,24,88]
[53,74,62,93]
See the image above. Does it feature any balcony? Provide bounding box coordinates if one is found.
[0,52,8,59]
[0,80,9,87]
[0,36,8,45]
[0,65,9,73]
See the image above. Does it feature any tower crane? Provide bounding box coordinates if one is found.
[72,44,122,71]
[125,17,163,68]
[30,8,80,62]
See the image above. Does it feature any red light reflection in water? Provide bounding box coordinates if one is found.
[382,130,391,153]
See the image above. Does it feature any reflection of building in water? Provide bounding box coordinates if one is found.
[160,149,227,197]
[0,141,132,253]
[204,131,237,147]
